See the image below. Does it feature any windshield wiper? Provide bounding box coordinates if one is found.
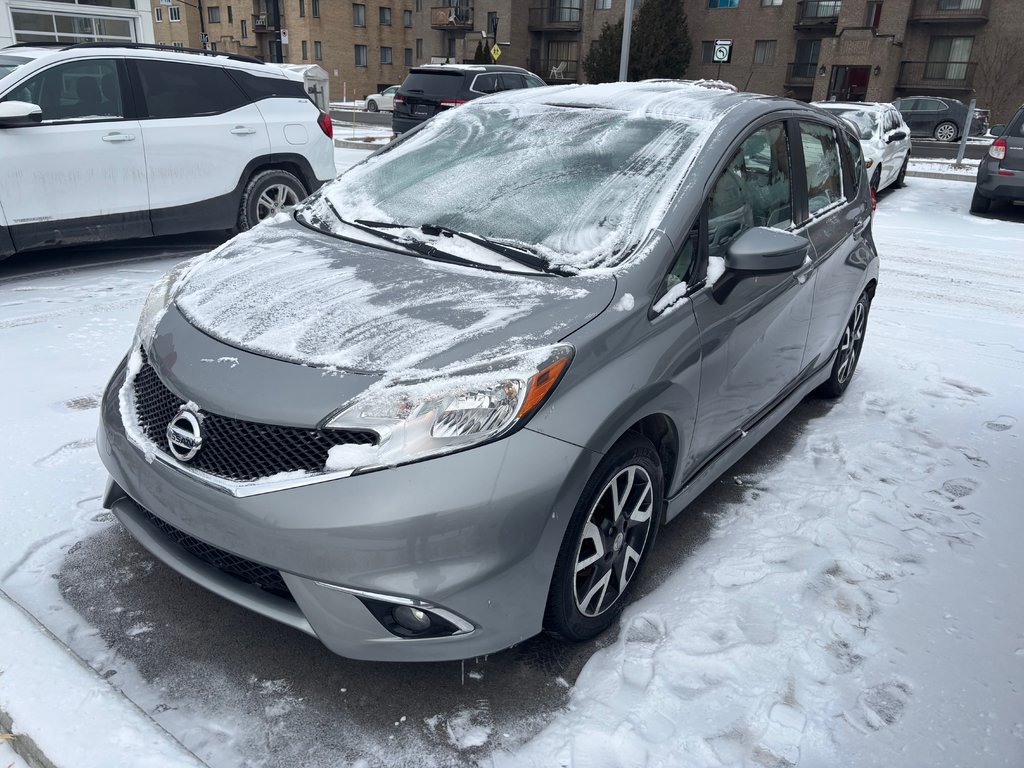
[354,219,571,276]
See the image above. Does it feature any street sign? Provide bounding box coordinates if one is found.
[280,29,289,45]
[713,39,732,64]
[490,43,501,61]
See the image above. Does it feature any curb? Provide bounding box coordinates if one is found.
[905,169,975,183]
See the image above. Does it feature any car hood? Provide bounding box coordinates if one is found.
[172,216,615,375]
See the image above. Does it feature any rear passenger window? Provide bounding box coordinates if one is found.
[472,73,499,94]
[228,70,308,102]
[135,60,249,118]
[800,122,844,217]
[498,73,525,90]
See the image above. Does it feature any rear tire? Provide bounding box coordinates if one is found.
[545,434,663,642]
[237,169,306,231]
[817,292,870,399]
[934,121,958,142]
[366,99,379,113]
[970,188,992,214]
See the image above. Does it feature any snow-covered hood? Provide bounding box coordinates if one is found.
[172,217,614,373]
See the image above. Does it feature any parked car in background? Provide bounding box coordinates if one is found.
[815,101,911,193]
[971,103,1024,214]
[892,96,989,142]
[0,43,335,260]
[99,82,877,662]
[365,85,399,112]
[392,63,546,134]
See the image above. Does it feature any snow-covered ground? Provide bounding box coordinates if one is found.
[908,157,980,178]
[0,164,1021,767]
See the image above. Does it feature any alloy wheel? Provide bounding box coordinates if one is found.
[836,299,866,385]
[255,184,300,220]
[934,121,957,142]
[572,465,654,617]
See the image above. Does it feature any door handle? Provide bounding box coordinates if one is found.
[101,132,135,143]
[230,126,257,135]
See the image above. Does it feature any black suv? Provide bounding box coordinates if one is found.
[393,64,546,134]
[971,104,1024,214]
[892,96,989,142]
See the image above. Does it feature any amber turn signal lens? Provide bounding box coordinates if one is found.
[517,355,571,419]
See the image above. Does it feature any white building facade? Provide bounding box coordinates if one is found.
[1,0,155,49]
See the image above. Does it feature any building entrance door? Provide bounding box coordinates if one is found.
[827,65,871,101]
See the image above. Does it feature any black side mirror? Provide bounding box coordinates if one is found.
[0,100,42,128]
[887,130,907,142]
[725,227,810,274]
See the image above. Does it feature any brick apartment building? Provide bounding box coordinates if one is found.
[142,0,1022,120]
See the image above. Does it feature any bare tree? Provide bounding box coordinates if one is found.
[973,29,1024,126]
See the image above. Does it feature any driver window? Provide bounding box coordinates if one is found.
[707,122,792,262]
[3,59,123,122]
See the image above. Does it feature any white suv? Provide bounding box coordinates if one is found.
[0,43,335,259]
[813,101,912,194]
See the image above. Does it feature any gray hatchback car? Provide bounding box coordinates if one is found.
[99,81,879,662]
[971,104,1024,214]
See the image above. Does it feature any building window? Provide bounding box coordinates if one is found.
[380,7,391,24]
[353,3,365,26]
[355,44,367,66]
[404,9,412,26]
[701,41,716,63]
[926,35,973,80]
[172,41,183,47]
[793,38,820,78]
[314,40,322,59]
[415,38,422,59]
[227,5,232,22]
[595,0,611,8]
[299,0,305,16]
[209,41,217,50]
[207,6,220,23]
[415,0,422,10]
[404,47,412,65]
[487,10,497,33]
[312,0,319,17]
[708,0,739,7]
[301,40,308,59]
[753,39,776,64]
[761,0,782,5]
[865,0,882,28]
[154,7,162,21]
[240,18,247,37]
[169,6,181,21]
[381,46,392,64]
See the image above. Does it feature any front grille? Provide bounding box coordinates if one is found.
[132,351,378,482]
[142,509,294,601]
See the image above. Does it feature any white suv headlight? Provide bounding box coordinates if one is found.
[324,345,573,472]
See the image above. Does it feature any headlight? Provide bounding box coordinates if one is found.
[133,259,195,350]
[324,345,573,472]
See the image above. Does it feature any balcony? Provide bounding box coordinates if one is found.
[530,57,579,82]
[908,0,989,24]
[795,0,841,29]
[897,60,977,90]
[430,5,473,30]
[528,3,583,32]
[785,61,819,87]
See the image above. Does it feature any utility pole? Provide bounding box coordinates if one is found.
[270,0,283,62]
[618,0,635,81]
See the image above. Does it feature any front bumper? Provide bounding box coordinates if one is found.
[98,359,599,661]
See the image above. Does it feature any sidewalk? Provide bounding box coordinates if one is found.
[0,588,205,768]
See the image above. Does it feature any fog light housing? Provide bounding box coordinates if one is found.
[393,606,432,633]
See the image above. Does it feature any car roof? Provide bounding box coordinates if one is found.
[0,42,289,78]
[815,101,893,112]
[411,63,532,74]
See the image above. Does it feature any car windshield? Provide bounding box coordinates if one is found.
[827,108,876,141]
[302,101,708,273]
[0,56,30,80]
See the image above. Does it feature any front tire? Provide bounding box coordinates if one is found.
[870,166,882,194]
[894,155,909,188]
[237,169,306,231]
[934,121,958,142]
[366,99,379,113]
[818,292,870,398]
[545,434,663,642]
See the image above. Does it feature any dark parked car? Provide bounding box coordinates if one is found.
[99,82,878,662]
[392,63,546,134]
[971,104,1024,213]
[892,96,989,142]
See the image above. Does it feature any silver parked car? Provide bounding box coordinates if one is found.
[99,82,879,662]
